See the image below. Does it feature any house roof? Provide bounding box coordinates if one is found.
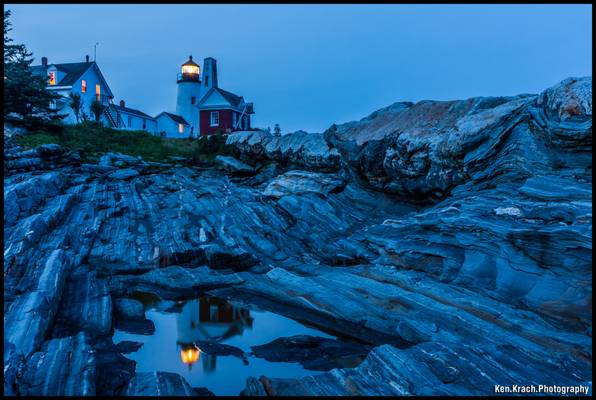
[31,61,114,97]
[156,112,189,125]
[111,104,154,120]
[198,87,245,110]
[216,88,244,108]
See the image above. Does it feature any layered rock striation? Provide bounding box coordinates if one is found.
[3,77,592,396]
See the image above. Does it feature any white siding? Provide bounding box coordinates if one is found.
[175,81,202,134]
[50,64,111,124]
[117,111,157,134]
[156,114,190,138]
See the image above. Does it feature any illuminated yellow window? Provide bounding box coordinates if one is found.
[181,64,199,75]
[96,84,101,101]
[81,80,87,93]
[178,123,184,133]
[48,71,56,85]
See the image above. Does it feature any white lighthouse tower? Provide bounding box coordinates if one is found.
[176,55,202,136]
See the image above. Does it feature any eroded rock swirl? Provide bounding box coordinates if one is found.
[3,77,592,396]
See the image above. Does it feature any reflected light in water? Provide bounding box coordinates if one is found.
[177,297,254,372]
[180,344,201,370]
[113,295,339,396]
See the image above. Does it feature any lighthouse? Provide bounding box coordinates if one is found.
[176,55,202,136]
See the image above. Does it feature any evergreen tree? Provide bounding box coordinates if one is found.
[3,10,65,122]
[273,123,281,136]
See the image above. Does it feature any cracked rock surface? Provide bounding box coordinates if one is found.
[3,77,592,396]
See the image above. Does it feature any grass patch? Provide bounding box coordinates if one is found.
[15,122,232,163]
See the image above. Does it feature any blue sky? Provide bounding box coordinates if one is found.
[5,4,592,133]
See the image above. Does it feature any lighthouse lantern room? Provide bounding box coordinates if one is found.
[178,55,200,82]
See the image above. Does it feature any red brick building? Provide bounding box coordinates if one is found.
[197,87,254,136]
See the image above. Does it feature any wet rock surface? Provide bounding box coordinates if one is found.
[125,371,210,396]
[251,335,372,371]
[3,77,592,396]
[115,340,144,354]
[17,332,96,396]
[194,340,248,363]
[243,341,591,396]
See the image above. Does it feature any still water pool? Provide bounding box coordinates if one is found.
[113,296,336,396]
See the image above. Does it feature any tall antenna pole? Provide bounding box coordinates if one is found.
[94,42,99,61]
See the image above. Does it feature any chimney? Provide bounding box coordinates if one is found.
[41,57,48,66]
[86,55,90,63]
[119,100,125,107]
[203,57,218,89]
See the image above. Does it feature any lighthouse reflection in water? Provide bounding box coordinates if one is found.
[177,297,253,372]
[113,295,336,395]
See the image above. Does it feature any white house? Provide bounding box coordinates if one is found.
[32,55,158,133]
[111,100,157,133]
[31,54,256,139]
[155,112,190,138]
[32,55,114,124]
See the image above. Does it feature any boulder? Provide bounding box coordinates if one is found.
[107,168,139,180]
[114,298,145,320]
[125,371,198,396]
[215,155,256,175]
[263,170,346,198]
[226,130,341,171]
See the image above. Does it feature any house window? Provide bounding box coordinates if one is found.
[191,96,196,105]
[128,115,132,127]
[95,84,101,101]
[210,111,219,127]
[49,100,56,110]
[48,71,56,85]
[81,80,87,93]
[178,123,184,133]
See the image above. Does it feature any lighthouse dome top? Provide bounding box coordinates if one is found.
[181,55,200,75]
[178,55,200,83]
[182,55,200,68]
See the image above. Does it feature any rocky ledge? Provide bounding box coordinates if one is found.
[3,77,592,396]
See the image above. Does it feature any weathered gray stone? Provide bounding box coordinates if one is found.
[4,249,71,360]
[114,298,145,320]
[99,152,143,167]
[107,168,139,180]
[18,333,96,396]
[251,335,371,371]
[3,77,591,397]
[125,371,196,396]
[227,129,341,171]
[263,170,346,198]
[243,342,591,396]
[216,155,256,174]
[53,267,112,337]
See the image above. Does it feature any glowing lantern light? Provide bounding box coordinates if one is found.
[180,344,201,367]
[181,55,200,76]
